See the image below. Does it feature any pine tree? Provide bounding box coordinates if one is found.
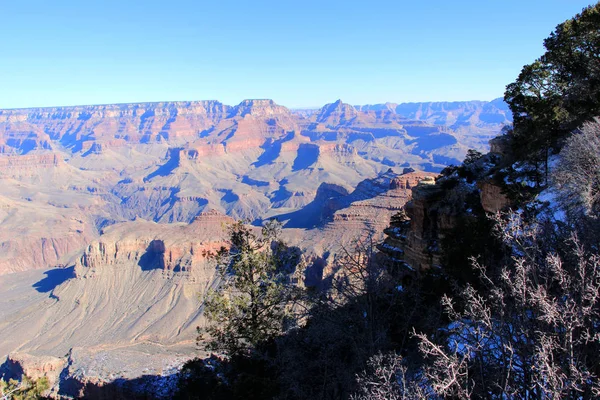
[200,220,299,357]
[505,3,600,169]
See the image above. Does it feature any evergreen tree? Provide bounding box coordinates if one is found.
[200,220,299,357]
[505,3,600,172]
[0,376,49,400]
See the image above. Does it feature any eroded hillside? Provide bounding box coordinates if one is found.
[0,98,508,275]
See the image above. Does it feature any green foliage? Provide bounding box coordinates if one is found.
[505,3,600,164]
[463,149,483,165]
[200,220,299,357]
[0,376,49,400]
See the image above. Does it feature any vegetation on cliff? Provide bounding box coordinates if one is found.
[0,376,49,400]
[174,4,600,399]
[505,3,600,176]
[200,220,301,357]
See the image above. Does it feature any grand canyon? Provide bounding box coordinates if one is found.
[0,98,511,396]
[3,1,599,398]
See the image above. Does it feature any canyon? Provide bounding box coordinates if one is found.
[0,98,510,396]
[0,98,510,273]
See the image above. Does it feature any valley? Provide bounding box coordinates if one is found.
[2,2,597,398]
[0,98,510,274]
[0,97,509,396]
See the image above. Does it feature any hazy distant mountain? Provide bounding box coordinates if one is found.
[356,98,512,128]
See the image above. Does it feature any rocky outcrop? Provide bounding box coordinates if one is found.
[400,181,445,270]
[318,142,357,156]
[489,134,512,156]
[1,353,66,390]
[390,173,431,190]
[78,210,233,277]
[80,139,128,154]
[299,170,438,256]
[187,143,226,157]
[230,99,292,118]
[0,214,239,396]
[0,235,94,275]
[478,181,510,213]
[379,137,517,271]
[0,153,63,169]
[48,347,186,399]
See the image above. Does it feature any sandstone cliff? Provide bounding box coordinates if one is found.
[379,149,512,272]
[0,211,239,396]
[0,98,504,275]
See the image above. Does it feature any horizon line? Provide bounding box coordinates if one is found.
[0,96,505,111]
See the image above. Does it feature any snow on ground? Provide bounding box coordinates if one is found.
[537,189,567,222]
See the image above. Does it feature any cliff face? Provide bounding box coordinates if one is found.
[0,153,63,169]
[284,170,438,288]
[0,212,237,394]
[0,235,94,275]
[77,209,233,278]
[315,99,359,126]
[478,181,510,213]
[0,98,507,275]
[0,208,255,399]
[1,353,66,391]
[1,348,184,399]
[380,150,512,271]
[0,101,230,152]
[392,178,445,270]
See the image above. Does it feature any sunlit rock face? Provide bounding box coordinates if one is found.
[0,98,507,275]
[0,98,511,395]
[0,211,234,395]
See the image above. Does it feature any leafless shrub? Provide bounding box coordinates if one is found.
[351,352,431,400]
[414,212,600,398]
[554,117,600,221]
[274,237,407,399]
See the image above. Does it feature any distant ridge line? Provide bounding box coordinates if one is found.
[0,98,506,112]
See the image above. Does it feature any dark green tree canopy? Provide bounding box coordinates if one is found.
[505,3,600,158]
[200,220,300,357]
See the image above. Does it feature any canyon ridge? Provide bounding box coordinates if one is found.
[0,98,510,396]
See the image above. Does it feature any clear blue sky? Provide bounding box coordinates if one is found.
[0,0,596,109]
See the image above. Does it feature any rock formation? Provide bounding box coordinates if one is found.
[0,211,238,397]
[0,98,510,394]
[378,141,513,272]
[0,98,507,275]
[1,352,66,387]
[478,180,510,213]
[315,99,359,126]
[398,178,445,270]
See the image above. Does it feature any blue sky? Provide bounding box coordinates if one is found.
[0,0,596,109]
